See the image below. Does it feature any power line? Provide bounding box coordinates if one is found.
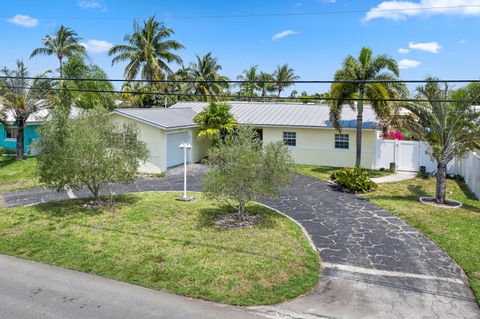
[1,75,479,85]
[2,4,479,20]
[5,85,480,105]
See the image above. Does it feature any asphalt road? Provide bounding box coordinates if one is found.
[0,254,263,319]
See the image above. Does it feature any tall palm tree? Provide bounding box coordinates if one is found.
[273,64,299,98]
[186,53,229,101]
[328,47,404,166]
[257,72,275,99]
[237,66,259,101]
[109,16,184,82]
[402,79,480,204]
[0,61,53,160]
[30,25,85,78]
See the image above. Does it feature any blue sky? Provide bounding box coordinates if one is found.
[1,0,480,93]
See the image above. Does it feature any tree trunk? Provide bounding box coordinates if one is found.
[237,202,245,222]
[355,88,364,167]
[435,162,447,204]
[59,57,63,79]
[16,119,25,161]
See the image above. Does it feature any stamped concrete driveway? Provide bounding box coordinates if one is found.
[0,169,479,319]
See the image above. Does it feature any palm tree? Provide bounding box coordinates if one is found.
[109,16,184,82]
[186,53,229,101]
[273,64,299,98]
[237,66,259,101]
[328,47,405,166]
[0,61,52,160]
[257,72,275,99]
[402,79,480,204]
[30,25,85,78]
[193,102,237,141]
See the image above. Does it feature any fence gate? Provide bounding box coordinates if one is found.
[396,141,420,172]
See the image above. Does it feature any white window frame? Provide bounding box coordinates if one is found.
[4,127,18,141]
[335,133,349,149]
[283,131,296,147]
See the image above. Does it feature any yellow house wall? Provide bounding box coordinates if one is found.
[261,127,377,169]
[110,113,167,173]
[191,128,212,163]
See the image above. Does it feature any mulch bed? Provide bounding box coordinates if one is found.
[214,213,261,228]
[82,199,115,209]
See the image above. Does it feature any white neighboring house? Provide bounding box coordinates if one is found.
[111,101,382,173]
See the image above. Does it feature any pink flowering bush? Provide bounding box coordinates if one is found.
[381,130,404,140]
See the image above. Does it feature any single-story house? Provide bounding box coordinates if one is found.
[0,109,49,153]
[0,106,82,154]
[111,101,381,173]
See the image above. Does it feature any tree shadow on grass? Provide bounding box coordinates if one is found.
[33,194,140,217]
[0,157,16,169]
[196,203,277,230]
[454,178,479,201]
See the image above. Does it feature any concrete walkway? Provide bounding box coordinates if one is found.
[0,170,479,318]
[371,171,416,184]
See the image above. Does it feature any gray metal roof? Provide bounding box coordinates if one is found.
[170,101,379,129]
[112,108,198,129]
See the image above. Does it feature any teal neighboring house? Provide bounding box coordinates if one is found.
[0,123,40,154]
[0,108,49,154]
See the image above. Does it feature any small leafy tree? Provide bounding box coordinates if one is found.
[193,102,237,141]
[202,127,294,221]
[37,108,149,203]
[402,79,480,204]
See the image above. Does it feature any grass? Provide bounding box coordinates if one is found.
[0,192,320,306]
[295,165,391,181]
[0,157,41,192]
[364,177,480,304]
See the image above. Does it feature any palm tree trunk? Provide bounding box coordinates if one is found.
[355,88,364,167]
[16,119,25,161]
[435,162,447,204]
[59,57,63,79]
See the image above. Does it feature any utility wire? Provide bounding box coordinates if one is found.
[4,85,480,104]
[0,75,479,85]
[1,4,479,20]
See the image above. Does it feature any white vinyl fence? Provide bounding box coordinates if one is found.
[375,139,480,199]
[375,139,437,172]
[457,152,480,199]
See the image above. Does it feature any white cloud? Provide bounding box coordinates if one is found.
[398,59,421,69]
[364,0,480,22]
[459,38,467,44]
[398,48,410,54]
[408,41,441,53]
[78,0,107,11]
[8,14,38,27]
[272,30,299,41]
[80,40,113,53]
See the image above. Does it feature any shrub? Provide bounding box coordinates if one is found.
[331,167,378,193]
[202,126,294,221]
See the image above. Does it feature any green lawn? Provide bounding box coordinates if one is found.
[0,157,41,192]
[364,178,480,304]
[295,165,390,181]
[0,192,320,306]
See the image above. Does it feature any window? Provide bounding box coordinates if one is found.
[283,132,296,146]
[5,127,18,140]
[335,134,349,149]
